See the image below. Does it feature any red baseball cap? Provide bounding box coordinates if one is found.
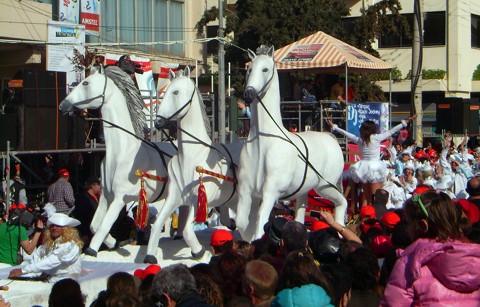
[456,199,480,223]
[310,220,330,232]
[58,168,70,176]
[360,205,376,219]
[381,212,401,229]
[210,229,233,247]
[134,264,161,280]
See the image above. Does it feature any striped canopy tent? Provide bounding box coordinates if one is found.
[274,31,393,73]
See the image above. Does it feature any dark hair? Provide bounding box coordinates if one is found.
[277,251,333,298]
[48,278,85,307]
[281,221,307,253]
[390,220,412,249]
[405,191,460,241]
[216,251,247,302]
[105,293,139,307]
[191,272,224,306]
[466,177,480,196]
[360,120,377,145]
[345,247,379,292]
[322,263,352,307]
[107,272,137,298]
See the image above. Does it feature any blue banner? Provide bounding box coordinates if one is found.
[347,102,390,135]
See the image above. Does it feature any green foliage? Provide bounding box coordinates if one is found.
[196,0,409,100]
[472,64,480,80]
[406,69,446,80]
[370,67,402,81]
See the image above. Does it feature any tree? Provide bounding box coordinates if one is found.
[196,0,408,101]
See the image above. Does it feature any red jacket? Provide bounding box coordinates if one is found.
[381,238,480,306]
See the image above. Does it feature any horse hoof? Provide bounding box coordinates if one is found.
[84,247,98,257]
[191,248,205,259]
[227,219,237,231]
[173,235,183,240]
[144,255,158,264]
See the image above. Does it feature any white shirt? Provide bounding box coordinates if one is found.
[21,240,81,276]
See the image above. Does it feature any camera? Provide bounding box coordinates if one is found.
[9,206,47,228]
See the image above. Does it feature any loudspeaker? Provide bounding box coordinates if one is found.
[436,98,479,134]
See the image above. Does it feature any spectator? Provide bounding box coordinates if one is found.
[345,247,381,307]
[233,240,253,260]
[243,260,278,307]
[8,213,83,277]
[273,251,334,307]
[237,99,251,118]
[209,229,234,265]
[280,220,308,255]
[106,293,139,307]
[216,251,247,303]
[47,168,75,215]
[9,176,27,206]
[322,263,352,307]
[191,273,224,307]
[91,271,138,307]
[0,205,44,266]
[466,176,480,211]
[372,188,389,220]
[73,177,101,247]
[152,263,213,307]
[48,278,85,307]
[381,191,480,306]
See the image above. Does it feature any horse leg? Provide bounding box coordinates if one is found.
[317,185,348,226]
[294,194,308,224]
[144,185,181,263]
[242,200,259,242]
[175,205,189,239]
[90,194,108,233]
[255,190,279,240]
[87,199,125,255]
[182,205,205,258]
[235,192,253,240]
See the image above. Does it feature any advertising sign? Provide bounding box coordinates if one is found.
[346,102,390,136]
[47,21,85,73]
[81,0,101,36]
[58,0,80,24]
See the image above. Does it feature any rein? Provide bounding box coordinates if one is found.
[157,86,238,207]
[253,81,341,196]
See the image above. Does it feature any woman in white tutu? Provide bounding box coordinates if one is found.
[326,114,417,206]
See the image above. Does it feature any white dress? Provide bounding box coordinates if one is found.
[21,240,81,276]
[332,120,407,183]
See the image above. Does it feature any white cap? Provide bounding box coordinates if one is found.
[47,213,81,227]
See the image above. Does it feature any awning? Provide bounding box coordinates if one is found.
[274,31,393,72]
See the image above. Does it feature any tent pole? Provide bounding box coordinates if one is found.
[389,70,392,129]
[345,64,348,133]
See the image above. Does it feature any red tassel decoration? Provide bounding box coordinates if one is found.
[136,177,150,229]
[195,174,208,223]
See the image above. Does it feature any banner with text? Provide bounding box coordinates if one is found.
[346,102,390,136]
[59,0,80,24]
[47,21,85,73]
[81,0,100,36]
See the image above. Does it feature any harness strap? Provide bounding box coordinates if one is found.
[281,134,309,200]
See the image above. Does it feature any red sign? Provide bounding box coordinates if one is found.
[81,12,99,32]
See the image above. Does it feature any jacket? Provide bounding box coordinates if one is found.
[272,284,334,307]
[381,238,480,306]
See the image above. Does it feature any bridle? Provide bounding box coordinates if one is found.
[245,58,276,100]
[72,68,108,110]
[155,83,196,124]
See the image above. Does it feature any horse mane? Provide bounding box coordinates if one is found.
[104,66,147,137]
[194,84,212,137]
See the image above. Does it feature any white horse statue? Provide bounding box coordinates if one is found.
[236,46,347,241]
[59,66,177,256]
[146,67,242,263]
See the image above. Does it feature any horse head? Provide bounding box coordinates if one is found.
[155,67,194,129]
[244,45,275,103]
[59,66,108,115]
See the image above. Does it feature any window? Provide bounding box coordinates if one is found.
[379,12,445,48]
[96,0,184,56]
[472,14,480,48]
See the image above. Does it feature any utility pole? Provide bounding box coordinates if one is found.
[218,0,226,143]
[411,0,424,146]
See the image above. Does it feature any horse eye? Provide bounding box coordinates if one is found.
[173,90,179,95]
[262,68,268,72]
[82,81,88,86]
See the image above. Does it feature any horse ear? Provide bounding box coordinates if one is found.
[183,66,190,77]
[169,69,176,81]
[268,46,275,58]
[247,49,256,60]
